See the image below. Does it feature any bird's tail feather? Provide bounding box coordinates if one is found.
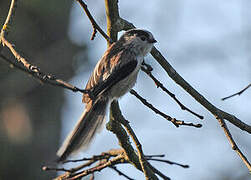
[57,97,108,162]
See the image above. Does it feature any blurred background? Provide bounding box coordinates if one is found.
[0,0,250,180]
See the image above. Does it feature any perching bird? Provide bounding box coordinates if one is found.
[57,29,157,162]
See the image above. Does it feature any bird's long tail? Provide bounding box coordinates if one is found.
[57,97,108,162]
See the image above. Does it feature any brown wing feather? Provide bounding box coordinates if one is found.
[82,42,125,103]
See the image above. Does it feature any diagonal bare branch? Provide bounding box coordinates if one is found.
[75,0,113,44]
[0,0,17,51]
[141,63,204,120]
[109,166,135,180]
[222,83,251,100]
[0,1,92,96]
[109,102,170,180]
[0,54,88,94]
[43,148,184,179]
[217,118,251,172]
[150,47,251,134]
[130,89,202,128]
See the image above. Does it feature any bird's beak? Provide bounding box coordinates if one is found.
[149,38,157,43]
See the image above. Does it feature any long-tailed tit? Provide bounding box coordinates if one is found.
[57,29,157,162]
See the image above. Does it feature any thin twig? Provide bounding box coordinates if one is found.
[0,0,17,48]
[110,166,135,180]
[145,154,165,158]
[44,148,185,179]
[217,118,251,172]
[91,28,97,40]
[222,83,251,100]
[67,151,125,175]
[1,36,36,70]
[0,54,88,94]
[146,158,189,168]
[146,163,171,180]
[151,46,251,134]
[130,89,202,128]
[68,154,124,180]
[43,152,128,180]
[62,153,113,164]
[0,1,92,95]
[61,153,119,173]
[75,0,113,44]
[43,151,121,179]
[141,64,204,120]
[42,166,72,172]
[62,157,95,164]
[67,157,105,173]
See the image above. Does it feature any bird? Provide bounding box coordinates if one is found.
[57,29,157,162]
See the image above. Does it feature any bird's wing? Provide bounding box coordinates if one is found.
[82,46,138,103]
[93,60,137,96]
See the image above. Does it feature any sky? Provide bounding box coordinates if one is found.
[59,1,251,179]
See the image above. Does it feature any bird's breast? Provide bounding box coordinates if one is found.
[108,56,143,99]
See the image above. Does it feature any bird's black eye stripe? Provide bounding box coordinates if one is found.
[140,36,146,41]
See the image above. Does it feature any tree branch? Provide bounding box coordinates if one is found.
[108,103,174,179]
[130,89,202,128]
[107,101,161,179]
[117,110,171,180]
[43,148,183,179]
[0,0,17,52]
[0,0,91,95]
[104,0,120,45]
[221,83,251,100]
[217,118,251,172]
[141,64,203,120]
[67,154,125,180]
[150,47,251,134]
[75,0,113,44]
[146,157,189,169]
[43,149,126,179]
[109,165,135,180]
[0,54,88,94]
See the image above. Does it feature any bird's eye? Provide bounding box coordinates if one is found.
[140,36,146,41]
